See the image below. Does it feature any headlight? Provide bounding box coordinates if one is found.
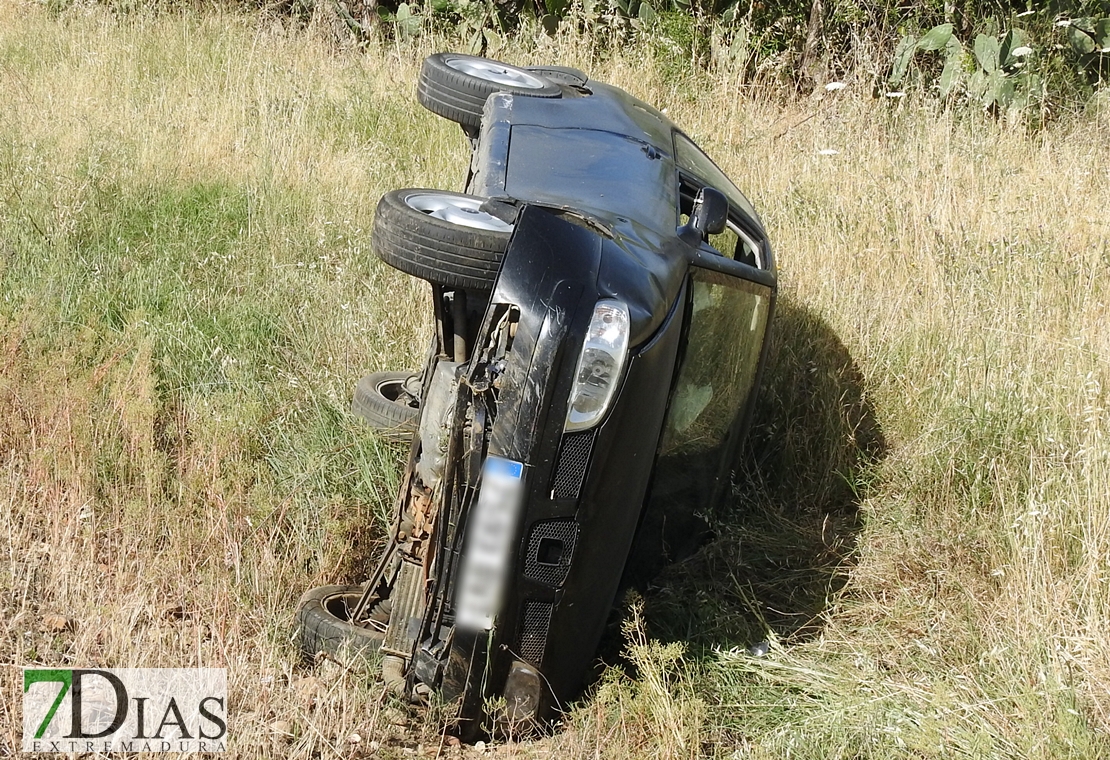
[564,300,630,432]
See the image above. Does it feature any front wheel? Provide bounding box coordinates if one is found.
[352,371,420,441]
[296,585,390,662]
[525,65,588,87]
[372,188,513,291]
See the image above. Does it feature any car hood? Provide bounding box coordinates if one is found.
[473,86,693,346]
[477,83,680,235]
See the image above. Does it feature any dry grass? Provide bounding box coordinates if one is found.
[1,1,1109,757]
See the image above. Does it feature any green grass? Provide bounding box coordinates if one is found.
[1,2,1109,757]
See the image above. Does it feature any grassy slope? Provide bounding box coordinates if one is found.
[1,3,1109,757]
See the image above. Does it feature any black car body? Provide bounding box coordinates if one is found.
[297,54,776,734]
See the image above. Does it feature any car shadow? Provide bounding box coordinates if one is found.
[637,296,887,653]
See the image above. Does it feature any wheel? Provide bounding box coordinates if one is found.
[353,371,420,440]
[525,65,588,87]
[418,53,562,130]
[372,189,513,291]
[296,585,391,662]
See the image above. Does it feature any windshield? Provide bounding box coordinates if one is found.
[650,268,770,511]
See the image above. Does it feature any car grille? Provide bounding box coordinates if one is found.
[552,431,594,499]
[524,518,579,587]
[517,600,553,666]
[513,433,593,669]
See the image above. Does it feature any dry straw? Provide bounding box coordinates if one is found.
[1,3,1108,757]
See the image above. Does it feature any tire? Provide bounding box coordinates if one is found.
[296,585,390,662]
[353,371,420,439]
[372,189,513,291]
[525,65,588,87]
[418,53,562,130]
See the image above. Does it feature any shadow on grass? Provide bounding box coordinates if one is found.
[641,295,886,653]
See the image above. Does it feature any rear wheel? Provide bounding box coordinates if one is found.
[372,189,513,291]
[296,585,391,662]
[418,53,561,130]
[525,65,587,87]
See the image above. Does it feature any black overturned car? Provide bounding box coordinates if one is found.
[297,53,777,734]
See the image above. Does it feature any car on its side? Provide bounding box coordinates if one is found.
[297,52,777,735]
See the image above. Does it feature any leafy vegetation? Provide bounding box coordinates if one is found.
[39,0,1110,111]
[1,3,1109,758]
[890,14,1109,114]
[322,0,1110,112]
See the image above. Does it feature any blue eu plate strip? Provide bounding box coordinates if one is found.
[485,456,523,480]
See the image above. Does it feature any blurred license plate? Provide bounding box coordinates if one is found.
[455,457,525,631]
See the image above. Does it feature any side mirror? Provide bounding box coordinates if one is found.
[679,187,728,245]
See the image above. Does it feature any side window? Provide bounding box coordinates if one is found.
[673,132,761,224]
[709,220,760,268]
[679,174,761,268]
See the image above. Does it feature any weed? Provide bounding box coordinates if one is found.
[1,4,1108,757]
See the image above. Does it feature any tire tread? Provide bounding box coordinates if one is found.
[417,53,561,129]
[371,189,510,290]
[296,585,385,663]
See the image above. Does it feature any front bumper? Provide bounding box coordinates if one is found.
[438,205,686,723]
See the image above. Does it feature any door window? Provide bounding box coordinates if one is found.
[673,132,761,228]
[678,174,764,268]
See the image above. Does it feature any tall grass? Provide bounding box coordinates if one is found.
[1,2,1108,757]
